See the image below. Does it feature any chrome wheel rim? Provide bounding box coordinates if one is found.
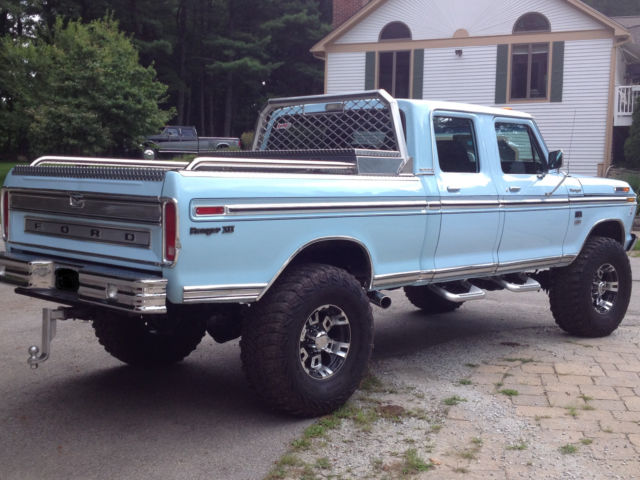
[299,304,351,380]
[591,263,618,314]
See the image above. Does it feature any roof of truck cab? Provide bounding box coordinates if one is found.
[397,99,533,119]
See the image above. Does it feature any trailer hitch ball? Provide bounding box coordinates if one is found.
[28,346,41,369]
[27,307,76,369]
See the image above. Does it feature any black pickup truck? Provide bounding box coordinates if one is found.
[143,126,241,159]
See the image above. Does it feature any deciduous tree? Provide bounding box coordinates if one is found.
[1,16,173,158]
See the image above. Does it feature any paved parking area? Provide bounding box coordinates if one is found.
[268,255,640,480]
[422,255,640,479]
[0,244,638,479]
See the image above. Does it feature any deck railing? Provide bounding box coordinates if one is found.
[616,85,640,116]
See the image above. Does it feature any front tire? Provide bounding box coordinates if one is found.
[240,263,374,417]
[93,311,206,367]
[549,236,632,337]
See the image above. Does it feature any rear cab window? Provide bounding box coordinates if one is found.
[433,115,479,173]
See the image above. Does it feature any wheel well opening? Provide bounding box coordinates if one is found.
[288,240,372,288]
[589,221,624,245]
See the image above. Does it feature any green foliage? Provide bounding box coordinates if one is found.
[0,162,17,185]
[1,1,331,157]
[401,448,433,474]
[624,102,640,169]
[240,131,254,150]
[499,389,519,397]
[506,441,528,451]
[1,15,173,158]
[559,443,578,455]
[443,395,467,405]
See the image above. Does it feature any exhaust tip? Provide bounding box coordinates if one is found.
[368,291,392,309]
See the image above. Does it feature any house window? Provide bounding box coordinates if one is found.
[380,22,411,41]
[378,22,412,98]
[510,43,549,100]
[379,51,411,98]
[510,13,551,101]
[513,12,550,33]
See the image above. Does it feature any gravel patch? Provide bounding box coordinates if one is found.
[266,322,640,480]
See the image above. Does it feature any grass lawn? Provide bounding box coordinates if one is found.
[0,162,17,185]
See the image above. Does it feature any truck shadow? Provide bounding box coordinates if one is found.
[6,292,558,429]
[371,304,553,361]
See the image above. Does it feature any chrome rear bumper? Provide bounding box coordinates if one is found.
[0,251,166,314]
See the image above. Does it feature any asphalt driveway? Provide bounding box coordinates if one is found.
[0,254,638,480]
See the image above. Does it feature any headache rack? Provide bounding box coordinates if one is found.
[23,91,410,177]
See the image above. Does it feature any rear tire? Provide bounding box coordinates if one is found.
[549,236,632,337]
[404,285,462,314]
[240,263,373,417]
[93,311,206,367]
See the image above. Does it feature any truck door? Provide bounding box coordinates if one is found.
[432,112,501,280]
[493,119,570,268]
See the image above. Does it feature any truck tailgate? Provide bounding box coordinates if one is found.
[2,164,168,270]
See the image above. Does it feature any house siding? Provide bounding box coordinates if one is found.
[423,45,497,105]
[326,52,367,93]
[325,39,611,175]
[323,1,616,176]
[412,39,610,176]
[336,0,604,44]
[502,38,612,176]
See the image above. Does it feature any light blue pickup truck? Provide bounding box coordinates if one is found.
[0,91,637,416]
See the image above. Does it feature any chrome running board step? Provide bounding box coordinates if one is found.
[428,281,486,303]
[493,275,541,293]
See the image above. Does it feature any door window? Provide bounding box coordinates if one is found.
[495,122,546,174]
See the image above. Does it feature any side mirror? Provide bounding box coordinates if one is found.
[548,150,563,170]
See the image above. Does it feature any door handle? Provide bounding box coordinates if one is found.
[447,186,461,193]
[508,186,521,192]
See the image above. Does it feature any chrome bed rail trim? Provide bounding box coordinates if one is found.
[31,156,188,169]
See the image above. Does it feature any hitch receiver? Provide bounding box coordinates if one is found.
[27,307,78,368]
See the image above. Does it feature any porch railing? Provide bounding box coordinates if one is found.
[616,85,640,116]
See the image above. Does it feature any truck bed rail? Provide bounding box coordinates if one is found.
[25,147,406,177]
[31,156,189,169]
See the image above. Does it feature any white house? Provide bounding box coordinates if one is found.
[311,0,637,176]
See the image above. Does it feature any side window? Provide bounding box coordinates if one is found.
[433,115,479,173]
[166,128,179,137]
[495,122,546,174]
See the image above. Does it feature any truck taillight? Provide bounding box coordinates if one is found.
[1,189,8,241]
[163,201,178,263]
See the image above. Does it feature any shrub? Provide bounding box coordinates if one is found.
[240,131,255,150]
[624,100,640,169]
